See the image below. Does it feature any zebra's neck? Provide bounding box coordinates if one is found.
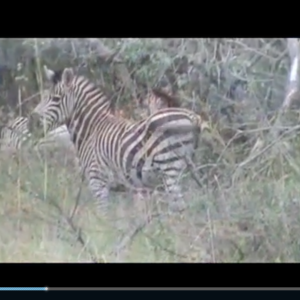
[66,76,112,151]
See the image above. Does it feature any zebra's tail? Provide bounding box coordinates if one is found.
[155,113,226,147]
[156,112,208,134]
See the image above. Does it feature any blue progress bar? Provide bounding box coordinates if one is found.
[0,287,47,291]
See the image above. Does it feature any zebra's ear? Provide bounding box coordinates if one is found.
[62,68,74,87]
[43,65,55,81]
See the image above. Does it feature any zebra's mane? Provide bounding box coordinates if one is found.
[50,69,102,97]
[55,70,117,116]
[79,75,115,113]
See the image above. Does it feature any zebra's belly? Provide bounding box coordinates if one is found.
[96,156,160,189]
[104,166,159,190]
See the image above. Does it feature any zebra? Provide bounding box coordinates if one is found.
[27,65,211,216]
[0,115,73,154]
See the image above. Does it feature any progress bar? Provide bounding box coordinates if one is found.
[0,287,47,291]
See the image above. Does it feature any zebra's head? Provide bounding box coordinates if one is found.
[28,66,75,138]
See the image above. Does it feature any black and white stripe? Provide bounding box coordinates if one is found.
[28,66,210,215]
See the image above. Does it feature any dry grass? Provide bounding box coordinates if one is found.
[1,134,300,263]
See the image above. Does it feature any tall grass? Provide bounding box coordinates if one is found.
[1,134,300,262]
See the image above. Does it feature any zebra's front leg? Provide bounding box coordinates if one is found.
[87,168,110,218]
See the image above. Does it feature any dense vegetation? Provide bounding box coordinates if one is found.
[0,38,299,262]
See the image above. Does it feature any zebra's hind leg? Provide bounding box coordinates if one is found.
[87,173,110,219]
[155,158,187,213]
[163,175,186,213]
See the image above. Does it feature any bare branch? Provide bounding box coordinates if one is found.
[282,38,299,109]
[269,39,299,143]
